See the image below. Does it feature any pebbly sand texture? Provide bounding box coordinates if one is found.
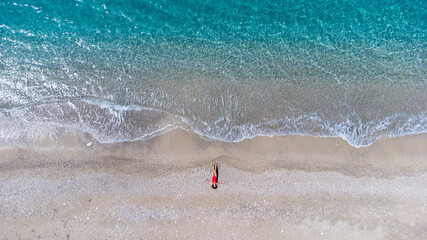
[0,130,426,239]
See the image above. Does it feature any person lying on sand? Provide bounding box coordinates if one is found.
[206,163,226,189]
[211,162,218,189]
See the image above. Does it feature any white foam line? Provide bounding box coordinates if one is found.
[0,97,426,147]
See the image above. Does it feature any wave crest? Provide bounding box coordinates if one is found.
[1,99,425,148]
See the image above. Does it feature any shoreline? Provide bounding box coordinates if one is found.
[0,130,426,239]
[2,130,425,176]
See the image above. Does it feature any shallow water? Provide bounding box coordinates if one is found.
[0,0,426,147]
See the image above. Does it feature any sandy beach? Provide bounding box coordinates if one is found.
[0,130,426,239]
[2,0,426,239]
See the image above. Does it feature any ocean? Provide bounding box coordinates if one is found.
[0,0,426,147]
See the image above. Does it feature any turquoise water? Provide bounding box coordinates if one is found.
[0,0,426,147]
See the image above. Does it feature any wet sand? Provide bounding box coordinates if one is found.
[0,130,426,239]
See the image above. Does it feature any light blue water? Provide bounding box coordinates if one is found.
[0,0,426,147]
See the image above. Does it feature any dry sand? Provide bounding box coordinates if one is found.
[0,130,426,239]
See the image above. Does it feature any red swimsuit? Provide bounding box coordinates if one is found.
[212,175,217,183]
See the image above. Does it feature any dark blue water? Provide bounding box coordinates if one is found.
[0,0,426,147]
